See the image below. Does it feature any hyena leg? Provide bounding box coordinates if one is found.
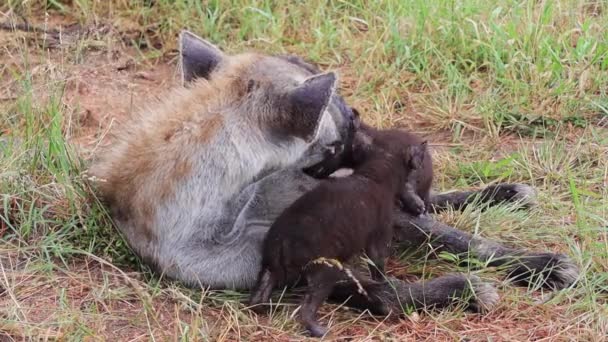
[365,228,392,281]
[329,273,498,315]
[365,248,387,282]
[248,269,277,313]
[392,211,579,290]
[214,167,320,246]
[237,167,321,228]
[400,184,426,216]
[430,183,537,213]
[300,265,342,337]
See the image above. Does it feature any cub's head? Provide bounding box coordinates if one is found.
[179,31,356,178]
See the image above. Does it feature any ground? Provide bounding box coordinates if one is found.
[0,1,607,341]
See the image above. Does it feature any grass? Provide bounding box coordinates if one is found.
[1,0,607,340]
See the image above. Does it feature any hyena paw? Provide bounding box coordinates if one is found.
[505,252,579,290]
[401,196,426,216]
[412,197,426,216]
[466,275,499,314]
[481,183,538,209]
[306,324,328,338]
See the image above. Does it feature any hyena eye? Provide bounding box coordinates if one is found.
[247,79,256,93]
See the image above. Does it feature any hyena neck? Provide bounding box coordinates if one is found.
[354,153,402,194]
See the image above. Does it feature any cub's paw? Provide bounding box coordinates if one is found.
[306,324,328,338]
[480,183,538,209]
[400,195,426,216]
[505,252,579,290]
[412,196,426,216]
[466,275,500,314]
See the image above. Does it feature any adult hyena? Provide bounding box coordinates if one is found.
[90,31,577,315]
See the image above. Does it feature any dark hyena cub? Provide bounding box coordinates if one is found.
[248,130,426,337]
[349,112,433,217]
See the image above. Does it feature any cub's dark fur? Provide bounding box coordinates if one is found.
[350,116,433,216]
[248,128,425,337]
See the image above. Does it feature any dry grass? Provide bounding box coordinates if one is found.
[1,1,607,341]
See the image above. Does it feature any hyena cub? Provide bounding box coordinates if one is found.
[248,130,426,337]
[351,115,433,217]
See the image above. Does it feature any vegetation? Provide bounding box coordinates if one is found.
[0,0,606,340]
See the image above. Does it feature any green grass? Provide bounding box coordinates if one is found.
[1,0,607,340]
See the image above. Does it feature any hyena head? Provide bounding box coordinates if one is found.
[180,31,356,177]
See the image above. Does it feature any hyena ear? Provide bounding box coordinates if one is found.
[408,141,427,169]
[179,30,225,85]
[285,72,338,141]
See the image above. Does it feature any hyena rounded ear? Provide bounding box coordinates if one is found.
[407,141,427,168]
[179,30,225,85]
[286,72,338,141]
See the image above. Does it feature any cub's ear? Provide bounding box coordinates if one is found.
[407,141,427,169]
[284,72,337,141]
[179,30,225,85]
